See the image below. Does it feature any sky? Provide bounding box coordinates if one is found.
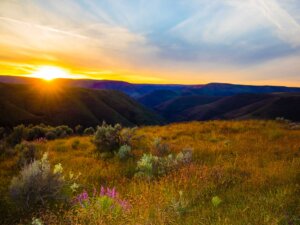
[0,0,300,86]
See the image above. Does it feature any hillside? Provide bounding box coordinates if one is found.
[0,120,299,224]
[155,95,221,121]
[182,93,300,121]
[0,82,163,127]
[137,90,179,108]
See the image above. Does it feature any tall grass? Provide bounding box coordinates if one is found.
[0,120,299,224]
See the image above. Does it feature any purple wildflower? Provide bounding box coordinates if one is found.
[73,186,130,211]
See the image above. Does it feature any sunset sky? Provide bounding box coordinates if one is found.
[0,0,300,86]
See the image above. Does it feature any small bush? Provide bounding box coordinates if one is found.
[153,137,170,156]
[71,139,80,150]
[54,125,73,138]
[176,148,193,165]
[45,131,57,140]
[83,127,95,135]
[117,145,131,160]
[93,122,122,153]
[135,149,193,179]
[15,142,38,167]
[7,124,27,146]
[9,153,66,208]
[27,125,47,141]
[120,127,137,146]
[75,125,83,135]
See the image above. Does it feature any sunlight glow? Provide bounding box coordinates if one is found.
[31,66,70,81]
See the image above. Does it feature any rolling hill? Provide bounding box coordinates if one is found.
[181,93,300,121]
[0,82,163,127]
[1,76,300,123]
[155,95,222,121]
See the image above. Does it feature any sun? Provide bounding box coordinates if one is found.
[31,66,69,81]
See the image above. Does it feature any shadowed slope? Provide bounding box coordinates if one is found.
[0,82,163,127]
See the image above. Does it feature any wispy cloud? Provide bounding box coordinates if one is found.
[0,0,299,85]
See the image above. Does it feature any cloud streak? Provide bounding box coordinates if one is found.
[0,0,299,85]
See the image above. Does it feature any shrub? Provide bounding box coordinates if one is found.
[71,139,80,150]
[135,149,193,179]
[54,125,73,138]
[27,125,47,141]
[117,145,131,160]
[9,153,66,208]
[45,131,57,140]
[120,127,137,146]
[83,127,95,135]
[15,142,38,167]
[75,125,83,135]
[7,124,27,146]
[153,137,170,156]
[135,154,159,179]
[175,148,193,165]
[93,123,122,153]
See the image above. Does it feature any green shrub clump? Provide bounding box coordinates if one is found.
[153,137,170,156]
[83,127,95,135]
[117,145,132,160]
[7,124,27,146]
[75,125,83,135]
[15,142,38,167]
[93,122,122,153]
[135,149,193,179]
[45,131,57,140]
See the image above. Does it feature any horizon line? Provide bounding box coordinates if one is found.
[1,74,300,88]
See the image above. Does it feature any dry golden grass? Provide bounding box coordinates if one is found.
[0,120,299,224]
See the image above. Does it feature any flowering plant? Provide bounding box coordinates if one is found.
[73,186,130,212]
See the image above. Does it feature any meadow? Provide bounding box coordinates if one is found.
[0,120,299,225]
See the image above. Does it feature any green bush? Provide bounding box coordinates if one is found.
[15,142,38,167]
[45,131,57,140]
[9,153,66,208]
[117,145,131,160]
[120,127,137,146]
[75,125,83,135]
[54,125,73,138]
[27,125,47,141]
[135,149,193,179]
[153,137,170,156]
[83,127,95,135]
[7,124,27,146]
[93,122,122,153]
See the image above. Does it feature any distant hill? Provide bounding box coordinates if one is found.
[138,90,180,108]
[1,76,299,99]
[181,93,300,121]
[0,82,163,127]
[1,76,300,123]
[0,76,186,98]
[155,95,221,121]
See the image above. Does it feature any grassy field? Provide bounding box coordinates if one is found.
[0,120,299,224]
